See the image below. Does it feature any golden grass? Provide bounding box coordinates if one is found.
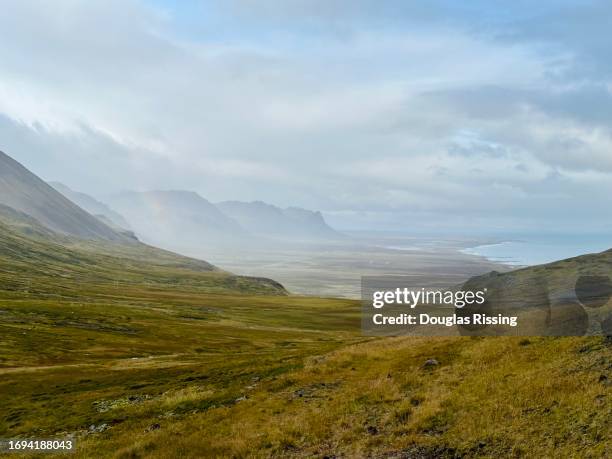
[73,336,610,458]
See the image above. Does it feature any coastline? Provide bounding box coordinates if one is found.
[460,241,527,267]
[459,233,612,268]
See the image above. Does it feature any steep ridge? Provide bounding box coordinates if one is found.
[0,151,128,242]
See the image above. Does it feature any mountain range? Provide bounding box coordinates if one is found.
[46,184,343,249]
[0,149,340,299]
[0,149,287,294]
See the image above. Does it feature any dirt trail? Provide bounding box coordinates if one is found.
[0,353,202,375]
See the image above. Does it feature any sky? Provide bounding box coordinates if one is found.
[1,0,611,232]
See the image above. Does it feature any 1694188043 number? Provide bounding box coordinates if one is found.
[1,438,75,453]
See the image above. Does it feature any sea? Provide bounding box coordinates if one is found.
[461,233,612,267]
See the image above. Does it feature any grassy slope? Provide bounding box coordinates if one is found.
[81,337,609,459]
[0,215,286,299]
[459,248,612,336]
[0,220,610,458]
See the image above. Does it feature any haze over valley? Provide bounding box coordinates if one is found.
[42,165,504,298]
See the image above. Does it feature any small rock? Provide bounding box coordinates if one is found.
[423,359,440,369]
[88,423,109,433]
[146,423,161,432]
[235,396,248,402]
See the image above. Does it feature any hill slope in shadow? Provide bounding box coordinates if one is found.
[0,151,129,242]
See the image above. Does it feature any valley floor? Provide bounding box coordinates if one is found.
[167,234,506,298]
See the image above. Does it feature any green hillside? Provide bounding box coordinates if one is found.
[0,209,286,300]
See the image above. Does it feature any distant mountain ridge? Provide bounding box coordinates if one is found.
[107,190,246,248]
[104,192,341,249]
[2,149,340,248]
[0,150,129,242]
[216,200,341,240]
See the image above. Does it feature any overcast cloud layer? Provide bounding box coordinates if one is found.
[1,0,611,232]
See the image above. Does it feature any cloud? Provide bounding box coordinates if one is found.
[0,0,611,231]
